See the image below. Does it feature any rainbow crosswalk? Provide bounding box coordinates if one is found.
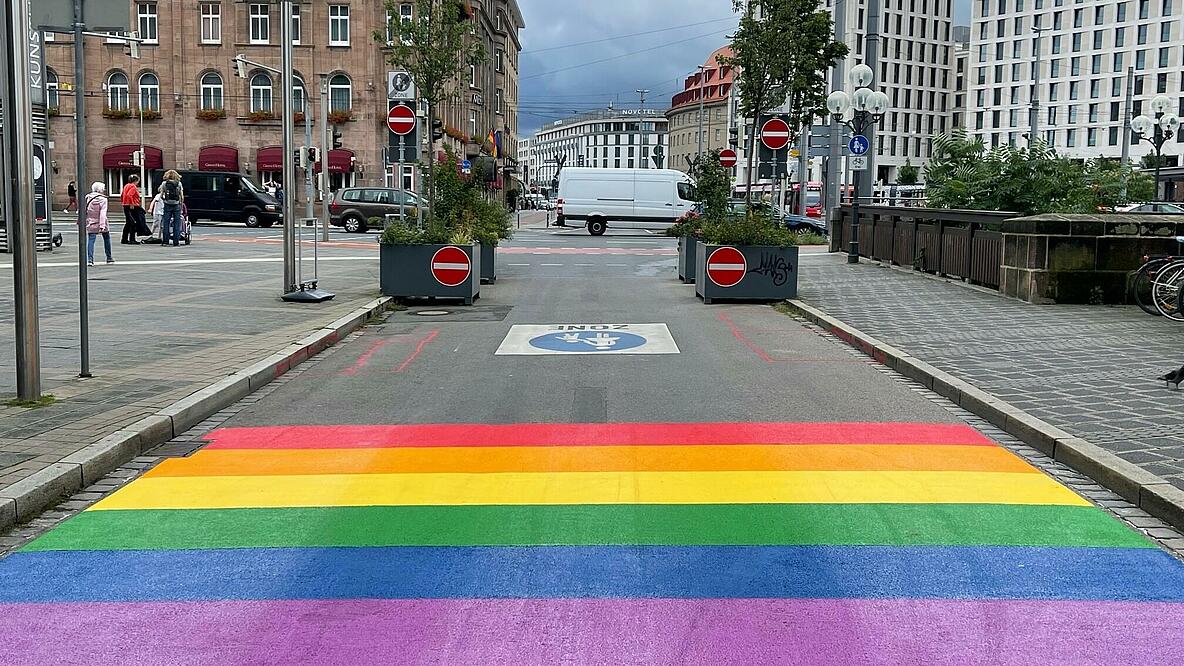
[1,422,1183,664]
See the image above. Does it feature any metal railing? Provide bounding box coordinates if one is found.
[830,204,1016,289]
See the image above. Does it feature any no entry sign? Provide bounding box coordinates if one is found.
[430,246,471,286]
[719,148,738,168]
[706,246,747,288]
[387,104,416,136]
[760,118,791,151]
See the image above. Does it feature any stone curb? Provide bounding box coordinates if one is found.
[0,296,393,532]
[785,298,1184,532]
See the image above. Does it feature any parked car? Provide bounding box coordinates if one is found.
[1118,202,1184,213]
[329,187,422,233]
[149,170,280,228]
[558,167,696,235]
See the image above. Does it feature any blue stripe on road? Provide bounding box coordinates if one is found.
[1,545,1182,603]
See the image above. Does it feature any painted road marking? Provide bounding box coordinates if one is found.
[1,421,1182,663]
[495,323,680,356]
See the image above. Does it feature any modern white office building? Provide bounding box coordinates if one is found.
[529,109,669,187]
[518,136,537,187]
[967,0,1184,165]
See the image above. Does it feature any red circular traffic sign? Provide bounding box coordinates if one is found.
[431,246,471,287]
[760,118,791,151]
[706,246,747,288]
[387,104,416,136]
[719,149,738,168]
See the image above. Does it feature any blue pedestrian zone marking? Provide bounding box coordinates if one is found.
[529,331,648,353]
[849,135,870,155]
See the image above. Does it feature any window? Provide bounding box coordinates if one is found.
[137,3,158,44]
[138,72,159,112]
[200,3,221,44]
[1138,23,1148,43]
[496,49,504,73]
[1160,47,1171,67]
[1159,72,1169,93]
[1066,128,1077,147]
[1137,49,1147,68]
[1074,8,1083,26]
[1093,31,1103,49]
[250,73,273,114]
[329,5,350,46]
[1161,22,1171,41]
[1116,27,1126,46]
[1050,82,1059,101]
[329,74,351,111]
[1087,128,1097,146]
[1089,103,1099,122]
[249,3,269,44]
[1109,126,1120,145]
[106,71,129,110]
[1139,0,1150,18]
[495,89,503,114]
[46,69,58,109]
[200,72,223,111]
[1165,0,1174,14]
[291,5,302,45]
[1114,52,1125,69]
[1118,1,1128,20]
[1054,11,1063,28]
[1052,35,1062,53]
[293,77,306,114]
[1072,32,1082,51]
[469,63,477,87]
[1095,6,1105,22]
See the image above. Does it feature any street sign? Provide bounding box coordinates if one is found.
[495,323,681,356]
[760,118,791,151]
[430,246,471,287]
[706,246,747,288]
[848,135,870,155]
[461,159,472,174]
[851,156,869,171]
[387,71,415,101]
[719,148,738,168]
[34,0,130,31]
[386,104,416,136]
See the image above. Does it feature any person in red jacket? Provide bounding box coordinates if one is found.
[120,175,145,244]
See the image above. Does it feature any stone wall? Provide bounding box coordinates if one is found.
[1000,214,1184,304]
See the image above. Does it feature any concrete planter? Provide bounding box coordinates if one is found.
[479,241,497,284]
[379,243,481,305]
[677,236,700,283]
[695,244,799,304]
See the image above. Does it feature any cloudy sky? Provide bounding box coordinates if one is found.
[517,0,971,136]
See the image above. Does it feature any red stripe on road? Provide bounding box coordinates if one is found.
[203,422,997,450]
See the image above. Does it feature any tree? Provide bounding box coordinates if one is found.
[898,159,920,185]
[378,0,485,223]
[690,150,732,221]
[719,0,847,202]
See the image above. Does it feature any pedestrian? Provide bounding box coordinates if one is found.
[84,182,113,266]
[160,170,185,247]
[146,192,164,244]
[120,175,144,244]
[65,180,77,213]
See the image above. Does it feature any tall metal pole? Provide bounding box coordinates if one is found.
[826,0,846,232]
[319,74,330,242]
[849,116,862,264]
[1030,26,1044,146]
[860,0,880,195]
[279,0,296,294]
[797,125,809,216]
[1120,65,1134,198]
[4,0,43,398]
[1154,117,1164,200]
[73,0,90,377]
[304,106,314,219]
[696,66,706,160]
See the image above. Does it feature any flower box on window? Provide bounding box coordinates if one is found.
[247,110,276,122]
[47,107,60,117]
[138,108,162,120]
[102,107,133,119]
[196,109,227,121]
[327,109,353,124]
[293,112,305,123]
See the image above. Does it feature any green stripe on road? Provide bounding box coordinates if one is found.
[22,503,1152,552]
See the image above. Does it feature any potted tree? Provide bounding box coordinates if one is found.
[694,207,801,304]
[668,149,731,283]
[433,152,511,284]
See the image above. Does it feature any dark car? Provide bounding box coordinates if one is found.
[150,170,281,228]
[329,187,422,233]
[716,199,829,235]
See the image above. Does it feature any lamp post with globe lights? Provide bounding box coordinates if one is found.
[1130,95,1180,201]
[827,64,890,263]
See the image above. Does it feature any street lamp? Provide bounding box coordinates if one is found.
[1131,94,1180,201]
[827,63,889,264]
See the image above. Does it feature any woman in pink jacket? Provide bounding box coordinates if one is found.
[84,181,114,266]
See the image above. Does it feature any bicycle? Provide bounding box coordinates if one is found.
[1131,254,1179,316]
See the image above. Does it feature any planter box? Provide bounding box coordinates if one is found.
[677,236,700,283]
[479,242,497,284]
[380,243,481,305]
[694,244,799,304]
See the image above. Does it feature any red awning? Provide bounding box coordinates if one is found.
[198,145,240,172]
[102,144,163,170]
[256,146,283,172]
[313,149,356,174]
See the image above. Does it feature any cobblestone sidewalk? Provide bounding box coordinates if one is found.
[798,252,1184,492]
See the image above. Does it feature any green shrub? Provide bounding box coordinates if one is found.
[701,208,800,247]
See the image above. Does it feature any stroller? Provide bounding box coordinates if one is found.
[146,201,191,245]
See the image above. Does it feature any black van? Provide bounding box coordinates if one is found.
[150,170,281,228]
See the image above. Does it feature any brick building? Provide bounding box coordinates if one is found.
[44,0,523,210]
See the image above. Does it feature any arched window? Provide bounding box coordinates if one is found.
[329,73,351,112]
[138,72,160,112]
[46,69,59,110]
[293,75,307,115]
[250,73,273,114]
[106,71,129,111]
[200,72,223,111]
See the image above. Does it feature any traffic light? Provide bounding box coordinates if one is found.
[295,147,308,170]
[130,150,143,167]
[577,154,585,167]
[306,146,320,167]
[431,118,444,142]
[332,127,343,150]
[728,124,739,148]
[233,54,247,79]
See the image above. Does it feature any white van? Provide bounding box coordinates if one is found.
[557,167,696,235]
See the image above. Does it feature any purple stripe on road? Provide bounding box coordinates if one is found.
[2,598,1182,665]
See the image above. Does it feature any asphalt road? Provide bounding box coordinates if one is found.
[1,228,1183,664]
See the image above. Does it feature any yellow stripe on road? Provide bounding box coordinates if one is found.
[90,470,1088,511]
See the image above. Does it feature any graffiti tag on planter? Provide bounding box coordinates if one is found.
[748,252,794,286]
